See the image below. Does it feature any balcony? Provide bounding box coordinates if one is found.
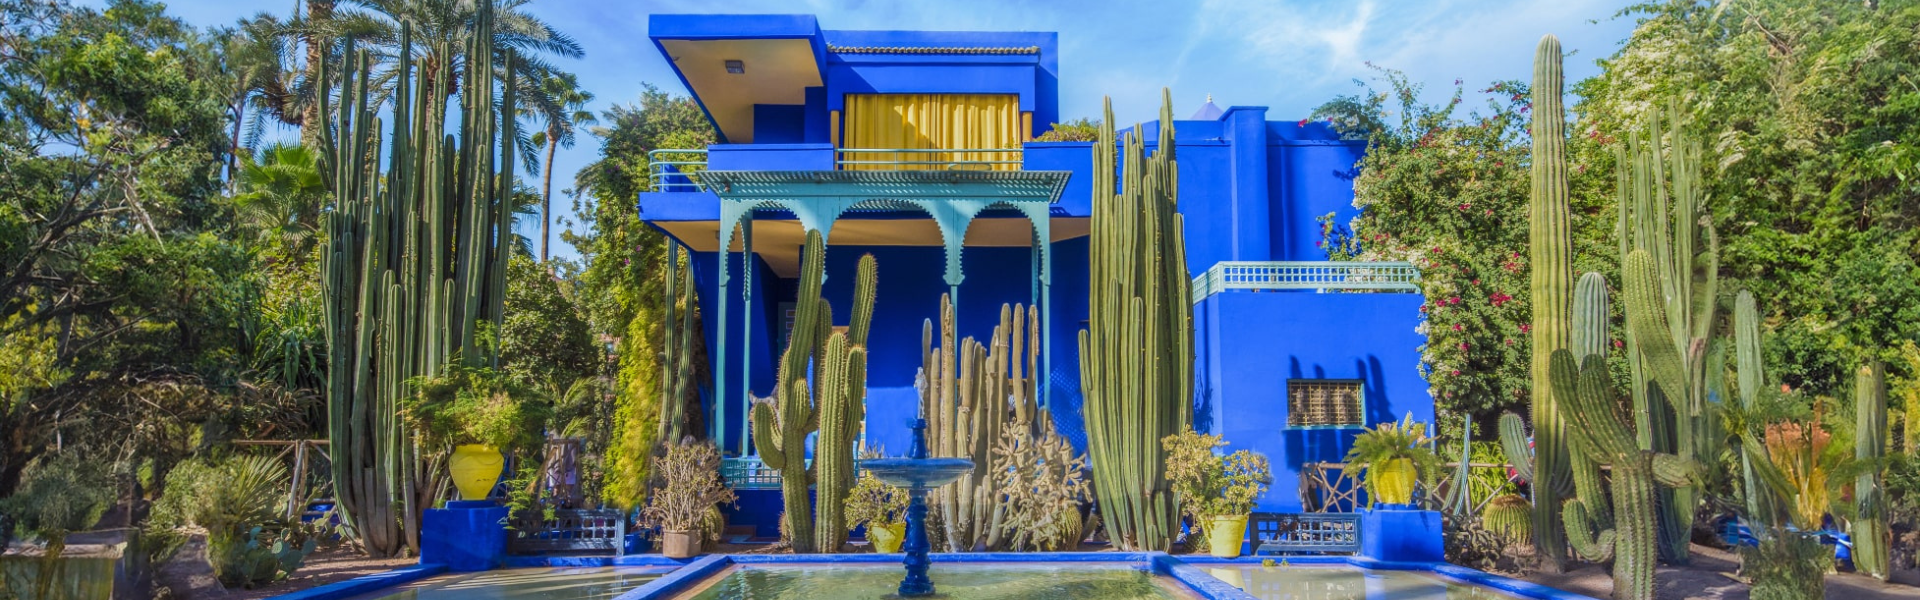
[1189,261,1422,301]
[648,145,1042,193]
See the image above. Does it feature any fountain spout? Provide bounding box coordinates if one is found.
[858,418,972,597]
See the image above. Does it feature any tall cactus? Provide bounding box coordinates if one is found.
[1616,103,1718,564]
[1080,89,1192,552]
[1732,291,1777,528]
[1526,33,1574,569]
[749,230,876,553]
[656,244,699,446]
[921,298,1043,551]
[1855,362,1890,580]
[1556,268,1697,600]
[320,9,517,557]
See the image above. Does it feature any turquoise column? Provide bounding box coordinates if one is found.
[715,213,731,448]
[739,216,754,456]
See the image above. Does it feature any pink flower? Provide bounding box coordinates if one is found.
[1505,338,1514,345]
[1614,339,1625,348]
[1451,370,1461,376]
[1520,324,1532,334]
[1471,279,1480,285]
[1458,342,1469,351]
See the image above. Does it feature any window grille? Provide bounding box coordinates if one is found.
[1287,379,1364,428]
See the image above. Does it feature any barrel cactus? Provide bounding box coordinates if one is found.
[1483,494,1534,545]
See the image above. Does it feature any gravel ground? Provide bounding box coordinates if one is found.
[1504,543,1920,600]
[154,537,414,600]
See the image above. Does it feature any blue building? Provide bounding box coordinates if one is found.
[637,14,1429,518]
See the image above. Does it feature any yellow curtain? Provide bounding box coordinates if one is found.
[843,94,1024,170]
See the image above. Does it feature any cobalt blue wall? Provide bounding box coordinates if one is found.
[686,235,1090,458]
[1193,291,1430,512]
[753,105,808,144]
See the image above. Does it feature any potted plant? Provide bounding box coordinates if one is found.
[1344,413,1441,507]
[405,365,550,501]
[844,470,910,553]
[1163,430,1272,558]
[643,440,736,558]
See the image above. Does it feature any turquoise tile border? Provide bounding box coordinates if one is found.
[268,552,1597,600]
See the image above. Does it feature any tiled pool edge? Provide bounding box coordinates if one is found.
[1174,555,1601,600]
[267,552,1597,600]
[265,564,447,600]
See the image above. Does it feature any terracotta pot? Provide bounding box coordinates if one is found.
[662,529,701,559]
[868,522,906,553]
[1371,457,1416,506]
[1206,514,1249,558]
[448,444,504,501]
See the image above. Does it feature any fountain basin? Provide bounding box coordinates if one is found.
[675,562,1199,599]
[857,458,974,489]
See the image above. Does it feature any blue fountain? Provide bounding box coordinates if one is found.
[857,418,973,597]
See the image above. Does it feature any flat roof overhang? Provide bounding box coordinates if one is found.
[649,15,829,143]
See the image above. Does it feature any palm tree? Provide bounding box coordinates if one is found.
[234,143,328,268]
[217,15,303,184]
[331,0,583,166]
[529,73,595,262]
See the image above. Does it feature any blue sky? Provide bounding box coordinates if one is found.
[107,0,1639,263]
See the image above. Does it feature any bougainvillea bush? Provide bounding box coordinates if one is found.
[1312,68,1613,434]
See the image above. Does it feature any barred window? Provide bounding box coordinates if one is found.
[1287,379,1364,428]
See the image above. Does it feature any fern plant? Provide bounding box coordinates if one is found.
[1343,413,1443,505]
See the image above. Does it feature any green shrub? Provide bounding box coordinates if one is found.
[0,453,114,547]
[1032,118,1099,142]
[404,364,552,453]
[150,455,319,589]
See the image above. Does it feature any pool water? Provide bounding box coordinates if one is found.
[1,555,115,600]
[678,563,1201,600]
[351,567,671,600]
[1205,565,1521,600]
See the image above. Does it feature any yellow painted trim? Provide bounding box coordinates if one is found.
[1022,112,1033,141]
[830,110,841,148]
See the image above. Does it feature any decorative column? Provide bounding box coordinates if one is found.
[739,217,754,456]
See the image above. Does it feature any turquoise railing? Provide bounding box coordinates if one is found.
[1189,261,1421,301]
[648,148,709,192]
[835,147,1022,170]
[646,147,1027,193]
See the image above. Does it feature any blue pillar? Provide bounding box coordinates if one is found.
[1224,107,1271,261]
[1360,507,1444,563]
[420,501,508,572]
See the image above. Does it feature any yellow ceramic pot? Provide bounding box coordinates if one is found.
[1206,514,1249,558]
[1371,457,1416,506]
[868,523,906,553]
[449,444,505,501]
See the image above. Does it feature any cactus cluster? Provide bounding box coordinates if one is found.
[1615,102,1720,564]
[920,296,1044,551]
[1524,33,1575,569]
[749,230,876,553]
[1556,269,1697,600]
[655,243,699,446]
[1079,90,1192,552]
[320,8,517,557]
[1855,362,1890,580]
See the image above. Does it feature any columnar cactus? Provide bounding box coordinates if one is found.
[1732,291,1777,527]
[1526,33,1574,569]
[1855,362,1890,580]
[750,230,876,553]
[1079,90,1192,552]
[320,10,517,557]
[656,244,698,446]
[922,298,1042,551]
[1616,103,1718,564]
[1555,265,1697,600]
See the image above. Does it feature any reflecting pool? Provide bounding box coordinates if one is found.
[677,563,1201,600]
[1205,565,1523,600]
[351,566,672,600]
